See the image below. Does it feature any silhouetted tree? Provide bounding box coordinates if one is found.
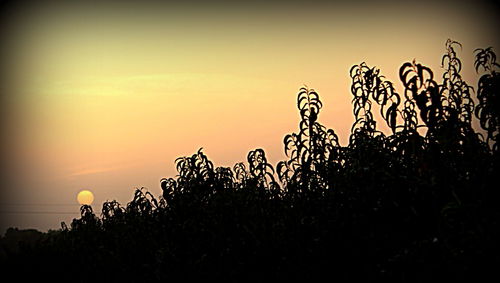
[3,40,498,282]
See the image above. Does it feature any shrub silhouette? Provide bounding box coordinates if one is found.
[2,40,499,281]
[474,47,500,150]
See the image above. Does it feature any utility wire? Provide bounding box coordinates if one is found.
[0,211,79,214]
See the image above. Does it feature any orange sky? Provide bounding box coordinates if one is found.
[1,0,499,232]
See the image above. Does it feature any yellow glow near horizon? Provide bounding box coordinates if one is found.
[77,190,95,205]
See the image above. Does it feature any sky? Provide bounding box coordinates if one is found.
[0,0,499,233]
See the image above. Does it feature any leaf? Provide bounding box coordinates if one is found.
[388,103,398,133]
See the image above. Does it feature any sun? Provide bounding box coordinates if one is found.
[77,190,94,205]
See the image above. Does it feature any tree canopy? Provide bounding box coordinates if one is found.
[2,40,499,282]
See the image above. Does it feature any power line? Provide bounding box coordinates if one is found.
[0,203,92,215]
[0,203,81,206]
[0,211,79,215]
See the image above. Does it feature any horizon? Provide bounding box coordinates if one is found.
[1,0,499,233]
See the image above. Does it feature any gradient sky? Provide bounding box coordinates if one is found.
[1,0,499,233]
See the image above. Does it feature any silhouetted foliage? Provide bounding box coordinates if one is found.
[2,40,499,282]
[474,47,500,151]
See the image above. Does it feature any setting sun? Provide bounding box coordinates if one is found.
[77,190,94,205]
